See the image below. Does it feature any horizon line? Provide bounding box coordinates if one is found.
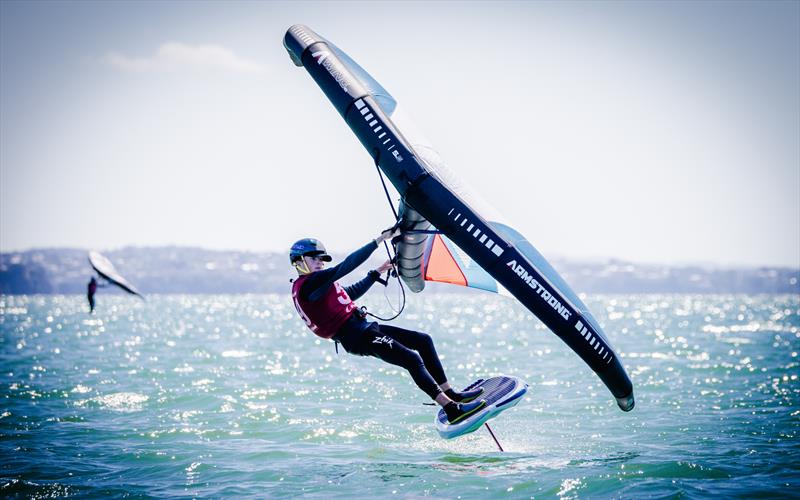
[1,244,798,271]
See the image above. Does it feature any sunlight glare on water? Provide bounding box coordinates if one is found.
[1,293,798,497]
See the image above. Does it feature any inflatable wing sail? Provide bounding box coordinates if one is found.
[88,251,143,298]
[284,25,634,411]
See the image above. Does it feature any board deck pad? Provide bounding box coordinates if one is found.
[435,375,527,439]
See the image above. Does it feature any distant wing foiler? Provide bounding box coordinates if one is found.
[283,25,634,411]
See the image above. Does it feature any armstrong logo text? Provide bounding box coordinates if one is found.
[311,50,350,94]
[506,260,571,321]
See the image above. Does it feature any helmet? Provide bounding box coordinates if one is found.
[289,238,332,264]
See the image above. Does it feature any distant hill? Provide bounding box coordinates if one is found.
[0,246,797,295]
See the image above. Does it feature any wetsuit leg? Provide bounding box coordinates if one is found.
[374,324,448,385]
[360,323,442,400]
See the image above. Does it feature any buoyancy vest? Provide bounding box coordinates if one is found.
[291,274,357,339]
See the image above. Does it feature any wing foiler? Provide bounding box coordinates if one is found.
[283,25,634,412]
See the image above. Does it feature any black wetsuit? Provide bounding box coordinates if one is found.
[297,240,447,400]
[87,278,97,313]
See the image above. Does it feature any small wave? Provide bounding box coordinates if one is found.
[78,392,149,412]
[703,323,762,334]
[222,350,254,358]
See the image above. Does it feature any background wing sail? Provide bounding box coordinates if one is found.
[88,251,143,298]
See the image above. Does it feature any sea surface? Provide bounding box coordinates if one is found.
[1,293,798,498]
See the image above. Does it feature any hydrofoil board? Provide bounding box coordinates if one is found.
[436,375,527,439]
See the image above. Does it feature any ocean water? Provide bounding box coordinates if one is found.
[1,293,798,498]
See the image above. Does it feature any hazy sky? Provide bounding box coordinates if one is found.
[1,0,798,267]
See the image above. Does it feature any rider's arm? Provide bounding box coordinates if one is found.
[301,240,378,301]
[343,270,381,301]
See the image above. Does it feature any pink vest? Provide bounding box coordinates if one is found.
[291,274,357,339]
